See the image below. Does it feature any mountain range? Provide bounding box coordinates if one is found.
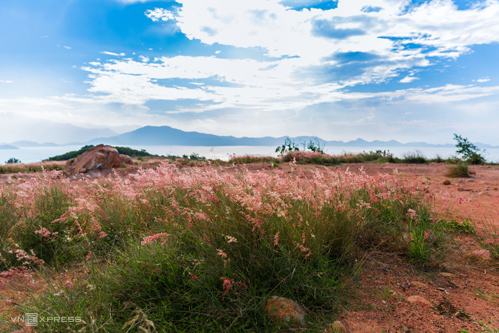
[2,125,497,149]
[88,125,498,149]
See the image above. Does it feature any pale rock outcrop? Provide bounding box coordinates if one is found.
[64,144,131,176]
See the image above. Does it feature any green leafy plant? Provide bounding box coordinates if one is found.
[444,164,470,178]
[453,134,486,165]
[5,157,21,164]
[275,138,300,155]
[441,218,476,234]
[306,138,325,154]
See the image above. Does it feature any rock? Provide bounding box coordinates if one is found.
[328,320,348,332]
[466,179,475,182]
[410,281,429,289]
[265,296,306,327]
[407,295,432,307]
[485,187,490,191]
[64,144,122,176]
[458,179,463,183]
[442,180,451,185]
[438,272,455,278]
[119,154,133,165]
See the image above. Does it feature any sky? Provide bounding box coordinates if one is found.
[1,0,499,144]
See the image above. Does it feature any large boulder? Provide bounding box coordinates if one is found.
[64,144,129,176]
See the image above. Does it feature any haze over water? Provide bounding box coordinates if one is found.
[2,145,499,165]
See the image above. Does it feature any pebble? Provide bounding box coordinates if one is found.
[407,295,432,307]
[458,179,463,183]
[329,320,348,332]
[466,179,475,182]
[410,281,429,289]
[442,180,451,185]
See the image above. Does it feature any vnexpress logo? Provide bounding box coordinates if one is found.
[25,313,38,327]
[10,313,82,326]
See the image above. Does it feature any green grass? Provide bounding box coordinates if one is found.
[0,165,455,332]
[0,162,65,174]
[444,164,470,178]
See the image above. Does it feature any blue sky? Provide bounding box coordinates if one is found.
[1,0,499,144]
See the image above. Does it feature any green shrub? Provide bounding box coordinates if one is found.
[453,134,486,165]
[403,151,427,164]
[5,157,21,164]
[445,164,470,178]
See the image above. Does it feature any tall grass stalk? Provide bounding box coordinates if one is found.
[0,164,446,331]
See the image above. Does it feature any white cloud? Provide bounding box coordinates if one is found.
[0,80,13,84]
[116,0,160,3]
[64,46,72,50]
[100,51,126,57]
[145,8,176,22]
[400,76,419,83]
[29,0,496,143]
[476,78,491,83]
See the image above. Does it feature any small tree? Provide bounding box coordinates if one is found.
[275,138,300,155]
[306,138,325,154]
[5,157,21,164]
[453,134,486,165]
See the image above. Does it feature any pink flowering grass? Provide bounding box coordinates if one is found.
[0,161,65,174]
[280,150,392,164]
[1,162,451,331]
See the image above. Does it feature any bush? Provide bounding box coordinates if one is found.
[5,157,21,164]
[402,151,427,164]
[445,164,470,178]
[453,134,486,165]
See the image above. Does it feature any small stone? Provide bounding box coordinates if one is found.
[407,295,432,307]
[466,179,475,182]
[329,320,348,333]
[494,188,498,191]
[438,272,455,278]
[265,296,306,327]
[485,187,490,191]
[442,180,451,185]
[410,281,428,289]
[458,179,463,183]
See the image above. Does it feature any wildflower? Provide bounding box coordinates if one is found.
[472,249,491,260]
[189,273,199,281]
[226,235,237,244]
[455,196,465,205]
[407,209,417,219]
[274,232,279,247]
[141,233,169,245]
[86,252,92,260]
[424,230,431,240]
[485,239,499,245]
[220,277,233,299]
[217,249,227,259]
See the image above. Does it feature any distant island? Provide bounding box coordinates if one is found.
[0,144,19,150]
